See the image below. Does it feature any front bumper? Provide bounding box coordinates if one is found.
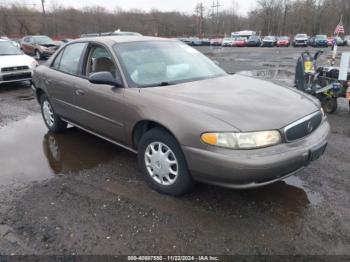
[294,41,308,46]
[41,51,56,57]
[262,42,275,47]
[315,42,328,47]
[182,120,330,189]
[0,70,32,84]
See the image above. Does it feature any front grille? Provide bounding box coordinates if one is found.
[1,66,29,72]
[2,72,32,81]
[284,111,323,142]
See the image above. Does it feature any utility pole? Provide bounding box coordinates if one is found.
[41,0,46,15]
[195,2,204,37]
[211,0,221,35]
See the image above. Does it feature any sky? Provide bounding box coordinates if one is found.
[11,0,257,16]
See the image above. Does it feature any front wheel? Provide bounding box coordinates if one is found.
[321,96,338,114]
[138,128,194,196]
[40,94,67,133]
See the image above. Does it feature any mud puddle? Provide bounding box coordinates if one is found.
[0,114,130,187]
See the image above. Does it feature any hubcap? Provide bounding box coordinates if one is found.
[35,51,40,60]
[144,142,178,186]
[43,100,54,127]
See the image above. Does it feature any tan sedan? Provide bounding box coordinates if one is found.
[32,36,329,195]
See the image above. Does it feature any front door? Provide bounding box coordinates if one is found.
[73,45,126,144]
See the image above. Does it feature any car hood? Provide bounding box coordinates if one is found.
[0,54,35,68]
[143,75,320,131]
[295,38,308,41]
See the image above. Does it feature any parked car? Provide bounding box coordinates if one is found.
[210,38,223,46]
[21,35,59,60]
[327,36,345,46]
[262,36,277,47]
[188,37,202,46]
[232,37,246,47]
[0,39,38,84]
[276,36,290,47]
[327,37,334,46]
[293,34,308,47]
[200,38,211,46]
[334,36,345,46]
[344,35,350,46]
[222,37,234,47]
[246,35,261,47]
[311,35,328,47]
[308,36,315,46]
[32,36,330,195]
[177,37,191,45]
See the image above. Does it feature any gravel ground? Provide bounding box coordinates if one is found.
[0,47,349,256]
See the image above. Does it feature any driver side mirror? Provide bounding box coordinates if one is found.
[89,71,123,87]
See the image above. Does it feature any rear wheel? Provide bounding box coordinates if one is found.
[321,96,338,114]
[40,94,67,133]
[138,128,194,196]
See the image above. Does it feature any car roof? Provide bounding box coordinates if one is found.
[73,36,173,45]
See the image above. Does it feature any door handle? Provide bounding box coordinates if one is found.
[75,89,85,96]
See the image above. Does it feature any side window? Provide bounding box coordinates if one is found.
[86,45,116,77]
[57,43,87,75]
[92,47,111,59]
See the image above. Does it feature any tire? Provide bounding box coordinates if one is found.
[35,50,42,60]
[40,94,67,133]
[321,96,338,114]
[138,128,194,196]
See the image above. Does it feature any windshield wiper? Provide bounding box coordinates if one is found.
[141,82,176,88]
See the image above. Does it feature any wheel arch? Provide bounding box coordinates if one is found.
[35,87,46,102]
[132,120,180,150]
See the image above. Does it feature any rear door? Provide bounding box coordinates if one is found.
[72,43,126,143]
[45,42,88,121]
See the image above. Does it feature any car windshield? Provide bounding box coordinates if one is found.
[296,34,307,38]
[264,36,274,40]
[248,36,258,40]
[316,35,327,39]
[114,40,227,87]
[0,41,22,55]
[279,36,289,40]
[33,36,55,45]
[223,38,232,41]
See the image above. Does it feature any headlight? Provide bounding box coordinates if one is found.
[30,60,38,69]
[201,131,281,149]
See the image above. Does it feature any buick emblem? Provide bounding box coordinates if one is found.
[306,121,314,134]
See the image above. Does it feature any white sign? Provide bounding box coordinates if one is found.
[339,52,350,81]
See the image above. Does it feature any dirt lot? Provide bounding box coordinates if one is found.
[0,47,349,256]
